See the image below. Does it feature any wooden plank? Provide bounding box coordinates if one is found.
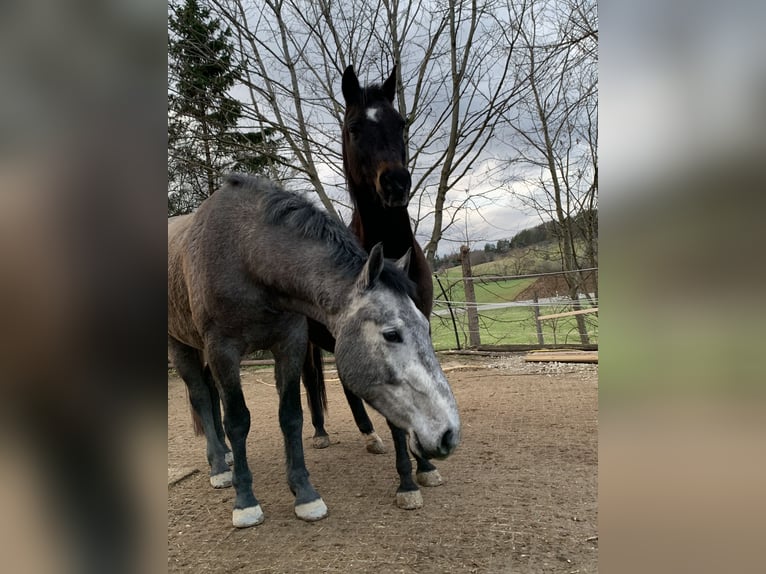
[537,307,598,321]
[524,351,598,364]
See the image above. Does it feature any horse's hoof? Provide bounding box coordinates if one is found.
[416,469,443,487]
[210,470,232,489]
[396,490,423,510]
[232,505,264,528]
[313,435,331,449]
[225,451,234,466]
[365,433,386,454]
[295,498,328,521]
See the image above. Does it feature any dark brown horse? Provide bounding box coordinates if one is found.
[302,65,441,510]
[168,175,460,527]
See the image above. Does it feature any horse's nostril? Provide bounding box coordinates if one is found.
[439,428,457,456]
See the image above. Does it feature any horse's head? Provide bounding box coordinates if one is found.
[334,244,460,460]
[341,65,411,208]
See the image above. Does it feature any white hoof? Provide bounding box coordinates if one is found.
[416,469,443,487]
[313,435,331,449]
[396,490,423,510]
[365,433,386,454]
[294,498,328,521]
[225,452,234,466]
[232,505,264,528]
[210,470,232,489]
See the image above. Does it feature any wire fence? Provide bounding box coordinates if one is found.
[430,268,598,351]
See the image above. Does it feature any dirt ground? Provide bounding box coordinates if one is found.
[168,353,598,573]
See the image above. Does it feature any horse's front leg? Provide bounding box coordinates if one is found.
[342,386,386,454]
[275,338,328,521]
[387,421,422,509]
[387,421,445,509]
[413,453,443,487]
[206,340,264,528]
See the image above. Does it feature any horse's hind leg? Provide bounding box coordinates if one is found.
[203,365,233,465]
[342,387,386,454]
[205,338,263,528]
[274,329,328,521]
[168,337,232,488]
[301,342,330,449]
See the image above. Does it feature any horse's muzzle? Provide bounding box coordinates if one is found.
[411,426,460,460]
[377,166,411,208]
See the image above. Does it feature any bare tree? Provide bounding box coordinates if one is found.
[412,0,526,265]
[501,0,598,342]
[204,0,525,260]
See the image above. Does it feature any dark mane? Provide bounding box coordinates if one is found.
[223,173,416,298]
[225,173,362,265]
[380,262,418,302]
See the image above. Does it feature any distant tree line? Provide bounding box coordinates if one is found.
[432,208,597,271]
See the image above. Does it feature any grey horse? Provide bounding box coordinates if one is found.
[167,174,460,527]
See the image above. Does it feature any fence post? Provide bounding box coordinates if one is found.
[460,245,481,348]
[532,292,545,345]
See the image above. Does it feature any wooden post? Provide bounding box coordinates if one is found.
[532,292,545,345]
[460,245,481,347]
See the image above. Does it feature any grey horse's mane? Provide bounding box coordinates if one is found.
[223,174,417,299]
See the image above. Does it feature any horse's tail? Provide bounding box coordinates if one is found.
[302,341,328,416]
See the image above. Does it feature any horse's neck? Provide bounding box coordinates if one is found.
[348,182,434,318]
[246,247,352,336]
[349,184,416,258]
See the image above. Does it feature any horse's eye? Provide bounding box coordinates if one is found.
[382,330,403,343]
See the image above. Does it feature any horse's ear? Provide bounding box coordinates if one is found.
[342,65,360,106]
[357,243,385,291]
[394,247,411,274]
[382,66,397,102]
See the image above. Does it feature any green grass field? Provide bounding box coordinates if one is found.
[430,305,598,350]
[430,250,598,350]
[433,274,536,307]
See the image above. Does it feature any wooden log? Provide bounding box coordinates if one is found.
[537,307,598,321]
